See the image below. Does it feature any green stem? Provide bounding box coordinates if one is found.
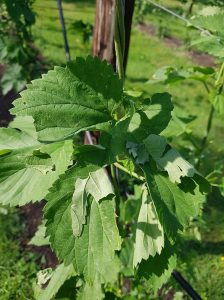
[114,0,125,81]
[110,164,120,214]
[203,81,210,94]
[185,133,201,151]
[201,105,214,149]
[215,62,224,86]
[114,162,144,181]
[199,62,224,155]
[196,81,214,169]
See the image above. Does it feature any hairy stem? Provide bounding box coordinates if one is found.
[114,162,144,181]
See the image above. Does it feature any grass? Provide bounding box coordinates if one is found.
[32,0,95,65]
[0,207,38,299]
[1,0,223,299]
[174,190,224,299]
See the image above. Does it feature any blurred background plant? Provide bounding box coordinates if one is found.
[0,0,46,95]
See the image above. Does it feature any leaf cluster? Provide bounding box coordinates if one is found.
[0,56,210,299]
[0,0,42,95]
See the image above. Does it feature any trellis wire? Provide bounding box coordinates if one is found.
[57,0,71,62]
[146,0,212,37]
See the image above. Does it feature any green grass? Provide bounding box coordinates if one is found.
[32,0,95,65]
[137,0,205,42]
[0,207,38,299]
[174,190,224,299]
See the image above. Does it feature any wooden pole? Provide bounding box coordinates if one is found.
[92,0,116,65]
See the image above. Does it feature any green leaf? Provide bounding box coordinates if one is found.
[148,66,214,85]
[10,116,38,139]
[127,93,173,142]
[143,134,197,183]
[74,144,110,167]
[143,167,205,240]
[0,138,73,206]
[191,12,224,36]
[34,264,75,300]
[148,66,188,85]
[138,240,176,293]
[161,107,196,138]
[44,164,101,265]
[0,117,39,151]
[71,178,89,237]
[100,93,173,159]
[209,89,224,114]
[74,198,121,283]
[190,13,224,58]
[11,56,123,142]
[120,185,142,223]
[191,35,224,58]
[29,222,50,247]
[100,117,131,161]
[120,238,135,277]
[77,280,104,300]
[143,134,167,160]
[86,169,114,202]
[0,64,26,95]
[156,148,195,183]
[71,169,114,237]
[0,149,12,156]
[26,151,53,175]
[45,153,121,284]
[133,188,164,267]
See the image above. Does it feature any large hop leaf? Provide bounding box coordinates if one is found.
[11,56,123,142]
[44,150,121,284]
